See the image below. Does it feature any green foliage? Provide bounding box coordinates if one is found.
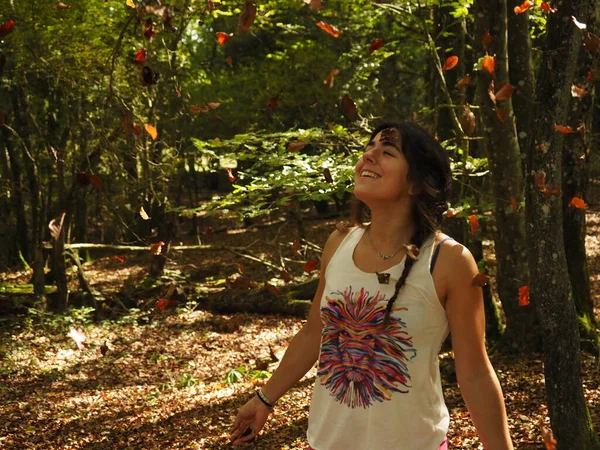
[224,365,271,384]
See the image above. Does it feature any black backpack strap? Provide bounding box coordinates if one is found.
[430,236,454,274]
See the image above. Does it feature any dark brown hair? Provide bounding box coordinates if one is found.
[350,122,452,324]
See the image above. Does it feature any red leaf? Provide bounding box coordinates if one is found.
[264,96,278,119]
[237,2,256,35]
[292,239,301,254]
[287,141,308,152]
[495,83,515,101]
[510,196,518,213]
[0,20,16,37]
[76,172,91,186]
[133,123,142,135]
[442,56,459,71]
[571,84,588,98]
[151,241,165,255]
[446,208,462,218]
[534,171,547,191]
[155,298,179,312]
[542,427,557,450]
[114,255,125,263]
[540,2,557,13]
[226,167,236,182]
[587,70,596,81]
[568,196,587,209]
[495,107,508,122]
[316,21,340,38]
[514,0,533,14]
[554,124,575,134]
[457,74,472,88]
[134,48,146,63]
[468,214,479,235]
[472,273,490,287]
[190,104,204,114]
[303,0,322,10]
[203,226,213,235]
[482,56,495,76]
[518,285,530,306]
[216,32,233,45]
[368,38,383,53]
[303,258,319,273]
[341,94,357,119]
[482,30,492,48]
[143,21,157,39]
[89,174,103,189]
[323,68,340,88]
[266,284,281,296]
[225,57,233,67]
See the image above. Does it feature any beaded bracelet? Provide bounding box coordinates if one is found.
[255,389,275,409]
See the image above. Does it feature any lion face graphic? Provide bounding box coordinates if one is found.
[317,287,417,408]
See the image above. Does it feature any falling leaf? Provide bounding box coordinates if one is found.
[323,168,333,184]
[554,124,575,134]
[482,30,492,48]
[0,20,16,37]
[203,226,213,235]
[287,141,308,152]
[226,168,236,182]
[190,104,204,114]
[144,20,157,39]
[495,83,515,101]
[457,74,472,88]
[150,241,165,255]
[369,39,383,53]
[495,107,509,122]
[114,255,125,263]
[141,65,159,85]
[577,122,586,133]
[583,33,600,52]
[265,284,281,296]
[472,273,490,287]
[155,298,179,312]
[572,16,587,29]
[403,244,420,261]
[541,426,557,450]
[482,56,495,76]
[55,2,71,9]
[303,258,319,273]
[76,172,91,186]
[68,327,86,350]
[442,56,459,71]
[518,285,530,306]
[216,32,233,45]
[468,214,479,234]
[145,124,158,140]
[134,48,146,63]
[206,102,220,110]
[324,68,340,88]
[534,171,547,191]
[510,196,518,213]
[48,212,66,241]
[446,208,462,218]
[303,0,322,10]
[126,0,136,8]
[536,142,548,152]
[514,0,532,14]
[540,2,557,13]
[237,2,256,35]
[292,239,301,254]
[316,21,340,38]
[140,206,151,220]
[133,123,142,135]
[460,104,476,136]
[341,94,357,119]
[571,84,588,98]
[225,57,233,67]
[569,196,587,209]
[264,96,278,119]
[89,174,103,189]
[587,70,595,81]
[228,275,251,290]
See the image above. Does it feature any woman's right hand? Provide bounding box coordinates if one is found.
[230,394,273,445]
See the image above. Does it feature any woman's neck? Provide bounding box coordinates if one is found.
[367,209,416,248]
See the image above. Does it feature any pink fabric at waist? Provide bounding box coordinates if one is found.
[306,437,448,450]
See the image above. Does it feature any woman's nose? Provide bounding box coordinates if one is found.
[362,148,377,163]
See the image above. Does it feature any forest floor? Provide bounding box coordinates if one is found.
[0,209,599,450]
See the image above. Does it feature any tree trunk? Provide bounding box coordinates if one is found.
[526,1,600,448]
[473,0,539,352]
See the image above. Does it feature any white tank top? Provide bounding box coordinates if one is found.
[307,227,450,450]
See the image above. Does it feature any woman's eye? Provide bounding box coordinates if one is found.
[383,151,394,156]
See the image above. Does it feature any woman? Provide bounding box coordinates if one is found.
[230,122,514,449]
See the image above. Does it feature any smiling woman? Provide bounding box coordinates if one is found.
[229,121,514,450]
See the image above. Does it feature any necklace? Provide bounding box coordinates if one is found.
[367,228,404,260]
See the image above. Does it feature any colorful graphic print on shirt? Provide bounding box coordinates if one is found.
[318,287,417,409]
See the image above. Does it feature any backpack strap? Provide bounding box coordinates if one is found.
[430,237,455,274]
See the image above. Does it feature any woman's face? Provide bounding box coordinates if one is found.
[354,128,414,205]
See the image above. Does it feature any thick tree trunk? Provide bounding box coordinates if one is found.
[526,1,600,448]
[473,0,539,352]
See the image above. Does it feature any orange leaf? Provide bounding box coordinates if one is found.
[266,284,281,296]
[134,48,146,63]
[468,214,479,234]
[237,2,256,35]
[446,208,462,218]
[510,196,518,213]
[155,298,179,312]
[114,255,125,263]
[144,124,158,140]
[554,124,575,134]
[518,285,530,306]
[126,0,136,8]
[341,94,357,119]
[482,30,492,48]
[316,21,340,38]
[0,20,16,37]
[457,74,472,88]
[472,273,490,287]
[190,104,205,114]
[303,258,319,273]
[292,239,301,253]
[264,96,278,119]
[303,0,322,10]
[287,141,308,152]
[571,84,588,98]
[584,33,600,52]
[216,32,233,45]
[495,108,508,122]
[225,57,233,67]
[534,171,547,191]
[495,83,515,101]
[514,0,532,14]
[89,174,103,189]
[540,2,557,13]
[150,241,165,255]
[324,68,340,88]
[482,56,495,76]
[541,426,557,450]
[587,70,595,81]
[569,196,587,209]
[226,168,236,182]
[442,56,459,71]
[368,38,383,53]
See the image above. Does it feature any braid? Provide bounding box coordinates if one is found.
[383,229,429,326]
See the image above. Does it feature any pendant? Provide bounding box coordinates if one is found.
[376,272,390,284]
